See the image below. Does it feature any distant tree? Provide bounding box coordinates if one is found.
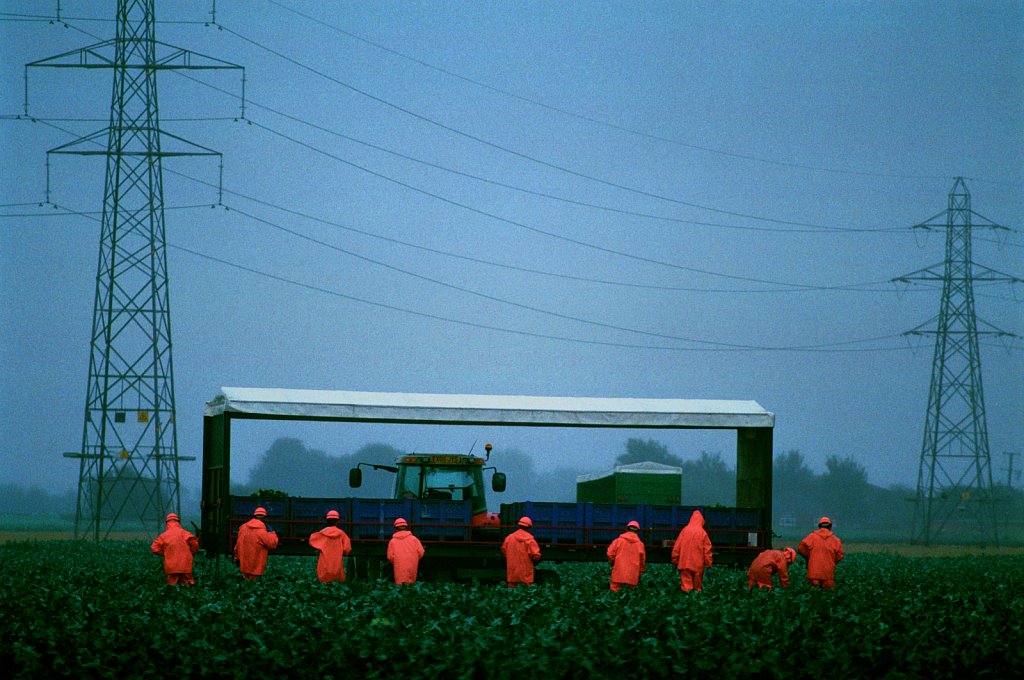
[240,438,404,498]
[820,454,871,529]
[773,450,823,528]
[824,454,868,487]
[615,438,684,467]
[0,484,75,515]
[680,451,734,505]
[774,450,815,487]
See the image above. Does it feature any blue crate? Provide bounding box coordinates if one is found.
[502,501,586,544]
[230,497,289,523]
[412,499,472,541]
[290,498,352,540]
[228,497,290,541]
[703,507,761,547]
[645,505,703,545]
[585,503,645,544]
[351,498,413,540]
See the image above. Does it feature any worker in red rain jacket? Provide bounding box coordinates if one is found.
[308,509,352,583]
[798,516,844,589]
[150,512,200,585]
[233,506,279,579]
[671,509,713,592]
[387,518,425,585]
[501,516,542,587]
[747,547,797,590]
[607,520,646,591]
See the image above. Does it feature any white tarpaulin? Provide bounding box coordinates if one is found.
[205,387,774,429]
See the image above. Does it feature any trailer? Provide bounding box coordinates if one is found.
[201,388,775,581]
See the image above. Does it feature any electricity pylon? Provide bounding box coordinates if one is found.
[27,0,241,539]
[895,177,1020,545]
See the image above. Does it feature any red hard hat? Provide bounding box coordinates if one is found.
[394,517,409,528]
[326,510,340,520]
[254,507,267,517]
[517,516,533,528]
[627,520,640,530]
[165,513,179,522]
[784,547,796,563]
[818,516,832,526]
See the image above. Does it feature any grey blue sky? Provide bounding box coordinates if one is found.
[1,1,1021,498]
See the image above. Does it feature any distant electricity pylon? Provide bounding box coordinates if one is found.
[26,0,242,539]
[896,177,1020,546]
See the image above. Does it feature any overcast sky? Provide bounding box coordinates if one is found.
[2,0,1021,499]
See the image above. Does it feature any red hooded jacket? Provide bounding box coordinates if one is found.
[798,527,844,581]
[607,531,646,585]
[150,519,199,575]
[387,530,425,584]
[747,549,791,588]
[308,525,352,583]
[501,528,541,584]
[671,510,713,573]
[234,518,279,576]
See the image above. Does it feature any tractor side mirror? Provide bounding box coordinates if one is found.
[349,467,362,488]
[491,472,506,493]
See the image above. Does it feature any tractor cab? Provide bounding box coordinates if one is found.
[349,443,506,526]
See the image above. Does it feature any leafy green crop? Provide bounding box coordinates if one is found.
[0,542,1021,678]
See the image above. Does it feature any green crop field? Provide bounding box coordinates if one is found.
[1,541,1021,679]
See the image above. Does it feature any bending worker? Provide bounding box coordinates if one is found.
[747,547,796,590]
[798,516,844,589]
[501,516,542,587]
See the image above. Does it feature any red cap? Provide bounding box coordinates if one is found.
[517,516,533,528]
[784,547,796,563]
[394,517,409,528]
[254,507,267,517]
[627,520,640,530]
[326,510,340,520]
[818,516,831,526]
[165,513,179,522]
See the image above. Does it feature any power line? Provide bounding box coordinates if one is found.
[175,74,901,235]
[42,200,920,354]
[165,71,897,236]
[214,21,878,231]
[264,0,978,186]
[0,11,206,25]
[49,17,916,237]
[247,118,899,292]
[25,116,1020,303]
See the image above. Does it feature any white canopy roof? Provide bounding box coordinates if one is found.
[576,461,683,484]
[205,387,774,429]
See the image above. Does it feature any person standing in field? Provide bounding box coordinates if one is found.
[387,517,425,585]
[607,520,646,591]
[150,512,199,585]
[234,506,279,580]
[671,509,713,592]
[747,547,797,590]
[501,516,542,587]
[308,509,352,583]
[798,516,844,589]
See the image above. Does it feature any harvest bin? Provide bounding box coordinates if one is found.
[576,462,682,505]
[500,501,587,544]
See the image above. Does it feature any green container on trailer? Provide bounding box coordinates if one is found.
[576,461,682,505]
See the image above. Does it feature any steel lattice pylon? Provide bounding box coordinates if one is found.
[28,0,241,539]
[896,177,1019,545]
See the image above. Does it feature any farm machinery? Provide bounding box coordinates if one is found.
[201,388,775,582]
